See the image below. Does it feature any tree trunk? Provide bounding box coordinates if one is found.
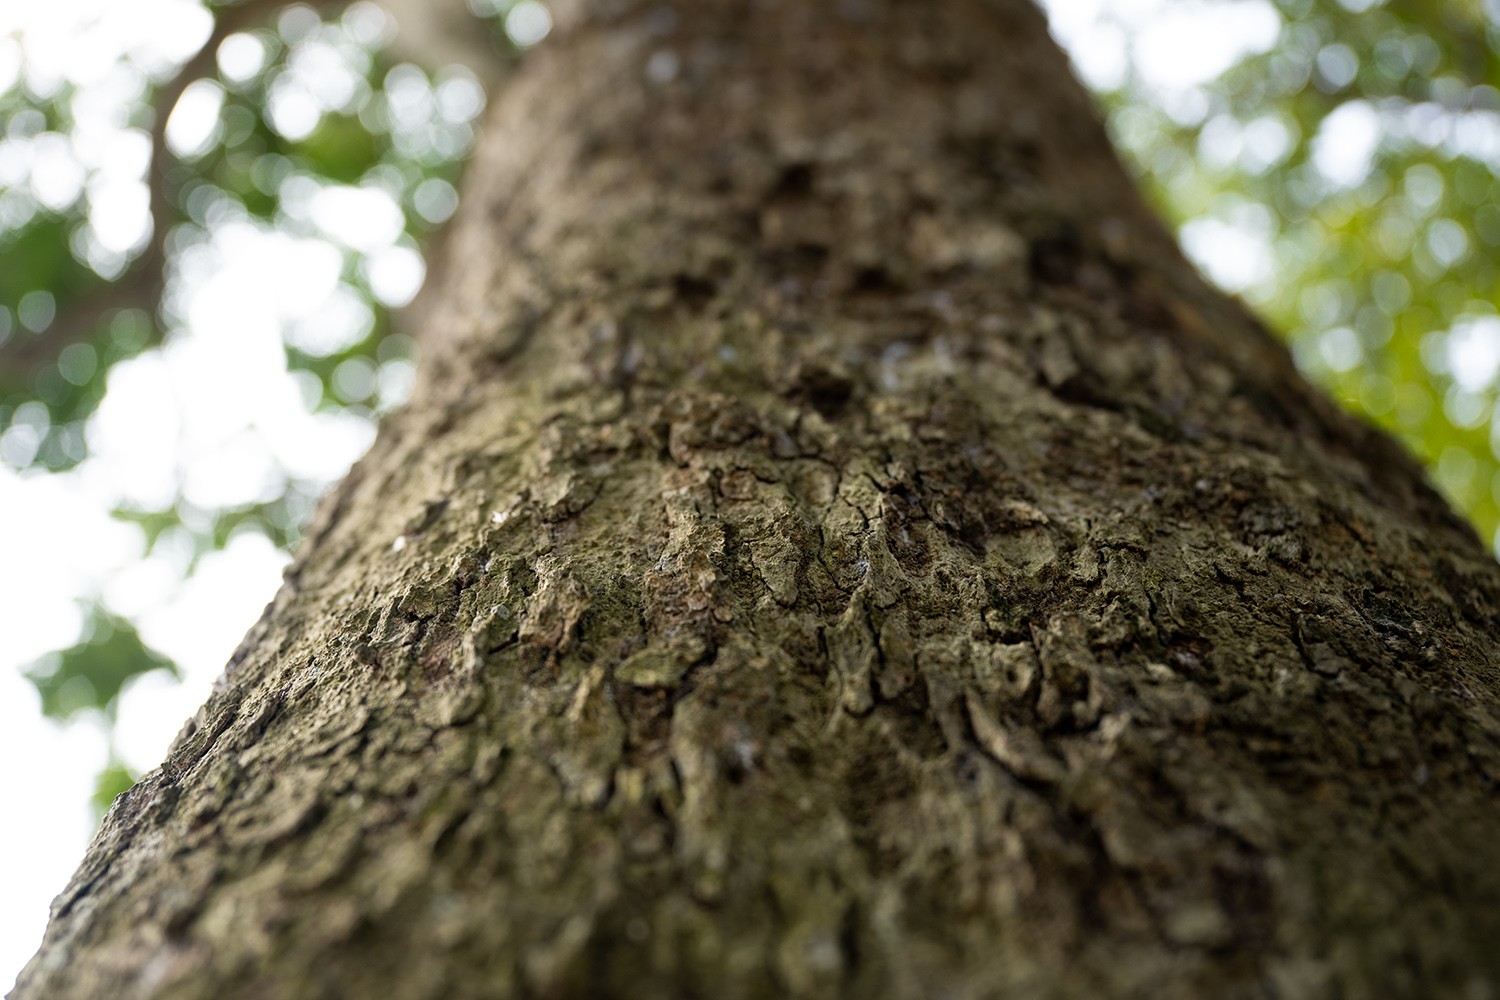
[15,1,1500,997]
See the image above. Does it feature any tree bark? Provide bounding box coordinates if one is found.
[15,1,1500,997]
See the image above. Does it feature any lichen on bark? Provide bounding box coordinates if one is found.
[15,1,1500,998]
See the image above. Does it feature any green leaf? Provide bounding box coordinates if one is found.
[297,113,382,184]
[23,606,179,722]
[92,760,139,817]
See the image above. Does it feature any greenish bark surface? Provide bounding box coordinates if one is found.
[15,1,1500,997]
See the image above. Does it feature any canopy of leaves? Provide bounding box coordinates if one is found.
[0,0,538,797]
[1083,0,1500,543]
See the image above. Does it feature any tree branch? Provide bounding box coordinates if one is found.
[0,0,312,378]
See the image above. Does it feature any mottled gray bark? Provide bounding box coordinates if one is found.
[15,1,1500,997]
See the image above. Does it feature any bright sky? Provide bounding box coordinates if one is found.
[0,0,1290,989]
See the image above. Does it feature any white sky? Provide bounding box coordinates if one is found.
[0,0,1342,988]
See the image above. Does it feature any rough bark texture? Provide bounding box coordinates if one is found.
[16,1,1500,997]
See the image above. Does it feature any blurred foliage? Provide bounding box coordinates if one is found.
[22,605,179,809]
[92,758,140,813]
[0,0,500,487]
[1091,0,1500,546]
[2,0,1499,799]
[0,0,539,797]
[24,606,178,722]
